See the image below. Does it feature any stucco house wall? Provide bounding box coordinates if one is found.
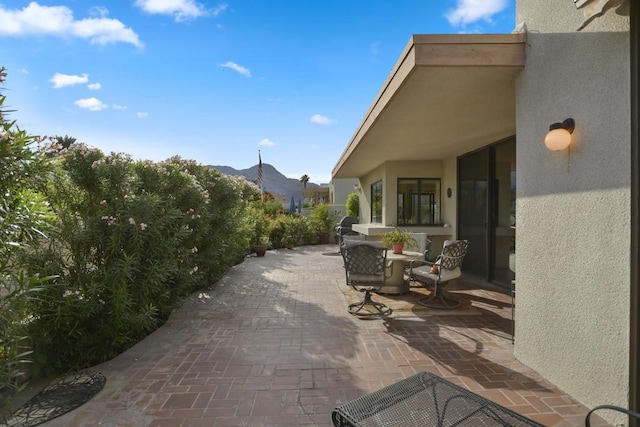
[330,178,358,205]
[515,1,630,421]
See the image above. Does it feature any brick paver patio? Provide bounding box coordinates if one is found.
[40,244,609,426]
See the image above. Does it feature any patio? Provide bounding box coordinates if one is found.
[35,244,610,426]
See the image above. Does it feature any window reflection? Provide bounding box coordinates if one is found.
[371,180,382,223]
[397,178,441,225]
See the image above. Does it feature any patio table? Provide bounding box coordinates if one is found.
[379,251,423,294]
[332,371,543,427]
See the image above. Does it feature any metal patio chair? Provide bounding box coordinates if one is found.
[340,242,392,317]
[408,239,469,309]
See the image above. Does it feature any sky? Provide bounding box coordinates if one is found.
[1,0,516,184]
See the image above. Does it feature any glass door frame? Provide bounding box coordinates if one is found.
[457,136,515,289]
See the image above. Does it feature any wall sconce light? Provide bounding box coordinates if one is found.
[544,118,575,151]
[353,184,360,191]
[447,188,452,198]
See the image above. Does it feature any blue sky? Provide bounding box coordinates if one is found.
[1,0,515,184]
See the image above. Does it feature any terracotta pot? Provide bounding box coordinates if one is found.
[392,243,404,254]
[254,245,267,257]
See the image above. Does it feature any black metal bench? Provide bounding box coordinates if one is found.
[332,371,640,426]
[332,372,544,426]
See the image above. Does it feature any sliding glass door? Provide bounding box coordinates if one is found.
[458,137,516,288]
[458,149,489,279]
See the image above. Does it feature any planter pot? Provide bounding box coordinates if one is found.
[254,245,267,257]
[318,233,330,244]
[285,242,294,249]
[392,243,404,254]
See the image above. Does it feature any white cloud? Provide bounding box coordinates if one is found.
[112,104,127,110]
[446,0,507,26]
[75,97,107,111]
[0,2,142,47]
[19,68,29,74]
[137,112,149,119]
[211,4,229,17]
[89,6,109,18]
[87,82,101,90]
[220,61,252,78]
[50,73,88,88]
[310,114,334,125]
[135,0,227,22]
[259,138,276,148]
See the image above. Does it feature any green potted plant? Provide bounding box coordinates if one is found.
[284,235,296,249]
[310,203,333,244]
[254,235,269,256]
[381,226,417,254]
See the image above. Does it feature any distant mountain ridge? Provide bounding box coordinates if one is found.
[210,163,318,202]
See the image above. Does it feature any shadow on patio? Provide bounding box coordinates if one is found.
[24,245,610,427]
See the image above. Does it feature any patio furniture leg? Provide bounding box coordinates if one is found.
[348,290,392,317]
[416,282,461,309]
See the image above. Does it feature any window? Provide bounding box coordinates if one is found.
[371,180,382,223]
[397,178,441,225]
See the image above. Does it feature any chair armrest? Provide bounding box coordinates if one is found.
[407,259,433,277]
[585,405,640,426]
[408,259,433,268]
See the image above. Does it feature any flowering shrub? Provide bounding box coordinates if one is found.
[0,68,57,415]
[24,148,253,374]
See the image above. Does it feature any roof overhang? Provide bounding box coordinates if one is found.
[332,33,526,179]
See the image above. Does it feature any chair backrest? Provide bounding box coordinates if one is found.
[340,242,388,286]
[438,240,469,271]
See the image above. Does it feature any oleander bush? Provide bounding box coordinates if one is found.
[23,149,257,375]
[0,67,57,417]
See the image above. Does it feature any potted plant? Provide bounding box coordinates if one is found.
[284,235,296,249]
[381,226,417,254]
[310,204,333,244]
[254,235,269,256]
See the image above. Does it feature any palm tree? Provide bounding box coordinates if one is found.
[299,174,310,208]
[51,135,77,149]
[299,174,310,189]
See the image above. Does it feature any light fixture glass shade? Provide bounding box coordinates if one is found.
[544,128,572,151]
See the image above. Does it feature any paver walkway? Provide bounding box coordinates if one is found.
[41,244,608,426]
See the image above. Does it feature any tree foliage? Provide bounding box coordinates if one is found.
[346,192,359,218]
[299,174,310,189]
[0,67,57,418]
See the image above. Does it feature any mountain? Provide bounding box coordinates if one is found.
[210,163,318,202]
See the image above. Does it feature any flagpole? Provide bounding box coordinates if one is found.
[258,150,264,202]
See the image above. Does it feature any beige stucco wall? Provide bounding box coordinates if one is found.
[515,25,630,425]
[331,178,359,205]
[517,0,629,33]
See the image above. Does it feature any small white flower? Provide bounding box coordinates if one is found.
[140,223,147,230]
[191,247,198,253]
[129,217,135,225]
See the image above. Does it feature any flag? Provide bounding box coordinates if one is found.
[257,151,264,184]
